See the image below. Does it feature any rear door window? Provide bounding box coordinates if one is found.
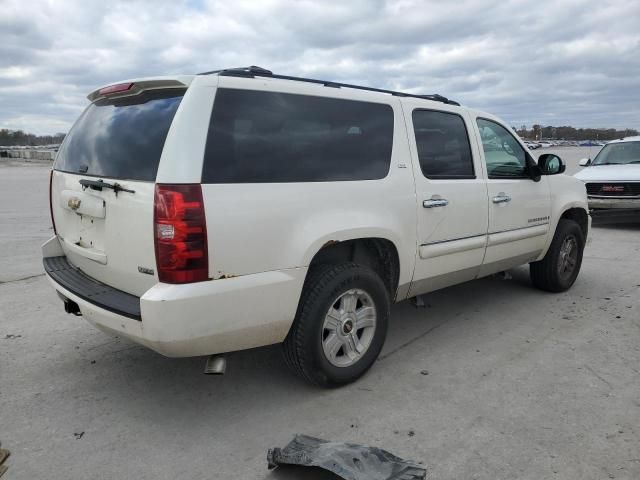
[55,89,184,181]
[202,89,394,183]
[412,109,475,179]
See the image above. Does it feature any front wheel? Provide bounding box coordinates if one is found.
[530,219,585,292]
[283,263,390,387]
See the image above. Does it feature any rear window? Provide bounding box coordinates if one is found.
[412,109,475,179]
[55,89,184,181]
[202,89,394,183]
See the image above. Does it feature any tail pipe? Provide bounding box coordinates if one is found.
[204,355,226,375]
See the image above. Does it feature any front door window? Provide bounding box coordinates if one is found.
[477,118,528,178]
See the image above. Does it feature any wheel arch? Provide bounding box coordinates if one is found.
[304,236,402,301]
[538,203,590,260]
[560,207,589,239]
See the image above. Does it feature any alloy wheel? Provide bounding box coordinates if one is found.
[321,289,377,368]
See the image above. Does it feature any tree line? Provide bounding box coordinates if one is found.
[0,129,66,147]
[514,125,638,141]
[2,124,638,147]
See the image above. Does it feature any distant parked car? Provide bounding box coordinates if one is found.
[538,142,553,148]
[579,141,603,147]
[574,136,640,222]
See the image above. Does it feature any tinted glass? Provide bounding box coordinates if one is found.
[55,90,184,181]
[202,89,394,183]
[412,110,474,179]
[592,141,640,165]
[476,118,528,177]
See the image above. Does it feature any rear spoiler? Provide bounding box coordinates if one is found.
[87,77,192,103]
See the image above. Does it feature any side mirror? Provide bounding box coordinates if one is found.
[578,158,591,167]
[538,153,566,175]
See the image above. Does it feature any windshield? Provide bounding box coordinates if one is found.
[55,89,184,181]
[591,141,640,166]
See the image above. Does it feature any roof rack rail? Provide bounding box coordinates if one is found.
[198,66,460,106]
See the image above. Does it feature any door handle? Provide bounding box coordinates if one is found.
[492,193,511,204]
[423,198,449,208]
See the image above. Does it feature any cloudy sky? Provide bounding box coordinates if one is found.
[1,0,639,135]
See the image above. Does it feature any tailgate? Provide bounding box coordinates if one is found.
[51,87,185,296]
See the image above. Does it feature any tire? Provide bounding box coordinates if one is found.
[283,262,390,387]
[530,219,585,292]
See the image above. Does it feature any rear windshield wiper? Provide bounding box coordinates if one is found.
[79,178,135,196]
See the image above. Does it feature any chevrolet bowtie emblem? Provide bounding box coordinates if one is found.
[68,197,82,210]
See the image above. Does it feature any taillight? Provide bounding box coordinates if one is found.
[154,184,209,284]
[49,170,57,234]
[99,82,133,96]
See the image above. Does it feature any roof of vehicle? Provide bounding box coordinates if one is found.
[87,67,462,110]
[200,66,461,106]
[607,136,640,144]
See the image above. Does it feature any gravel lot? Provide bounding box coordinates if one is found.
[1,148,639,480]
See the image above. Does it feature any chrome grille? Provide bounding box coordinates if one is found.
[586,182,640,197]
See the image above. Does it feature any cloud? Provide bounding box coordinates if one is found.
[0,0,638,134]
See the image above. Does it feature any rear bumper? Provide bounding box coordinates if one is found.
[42,237,307,357]
[44,256,141,320]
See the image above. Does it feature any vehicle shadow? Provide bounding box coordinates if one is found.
[591,222,640,230]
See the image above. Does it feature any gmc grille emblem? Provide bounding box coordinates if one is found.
[602,185,624,192]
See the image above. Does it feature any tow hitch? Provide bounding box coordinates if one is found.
[58,293,81,316]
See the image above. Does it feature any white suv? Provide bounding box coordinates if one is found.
[43,66,589,386]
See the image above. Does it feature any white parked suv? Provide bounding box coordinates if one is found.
[574,136,640,222]
[43,66,590,386]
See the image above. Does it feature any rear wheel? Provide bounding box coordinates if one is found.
[530,219,585,292]
[283,263,390,387]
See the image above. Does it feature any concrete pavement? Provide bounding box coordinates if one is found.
[1,152,638,480]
